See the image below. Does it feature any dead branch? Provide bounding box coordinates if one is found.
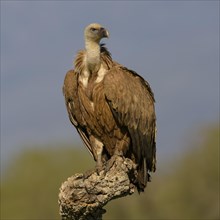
[58,156,137,220]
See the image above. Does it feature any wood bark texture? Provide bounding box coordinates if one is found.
[58,156,137,220]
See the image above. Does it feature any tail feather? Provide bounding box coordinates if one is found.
[136,158,151,193]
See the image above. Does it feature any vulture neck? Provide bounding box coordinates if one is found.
[85,39,101,74]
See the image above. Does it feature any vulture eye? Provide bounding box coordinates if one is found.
[90,27,97,32]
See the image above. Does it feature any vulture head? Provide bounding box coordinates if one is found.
[84,23,109,43]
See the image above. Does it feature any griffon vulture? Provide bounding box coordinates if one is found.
[63,23,156,192]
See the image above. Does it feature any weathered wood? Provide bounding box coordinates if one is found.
[58,156,137,220]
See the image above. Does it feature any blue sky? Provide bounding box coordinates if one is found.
[1,1,219,170]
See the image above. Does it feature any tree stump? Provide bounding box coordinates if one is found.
[58,156,137,220]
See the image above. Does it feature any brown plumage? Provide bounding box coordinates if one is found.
[63,23,156,192]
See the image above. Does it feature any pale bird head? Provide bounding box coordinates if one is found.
[84,23,109,43]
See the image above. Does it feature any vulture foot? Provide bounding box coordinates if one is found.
[105,154,124,174]
[83,168,96,179]
[95,161,104,175]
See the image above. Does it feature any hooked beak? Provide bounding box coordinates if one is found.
[100,27,109,38]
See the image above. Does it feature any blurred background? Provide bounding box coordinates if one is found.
[1,1,219,219]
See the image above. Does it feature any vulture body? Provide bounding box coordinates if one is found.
[63,23,156,192]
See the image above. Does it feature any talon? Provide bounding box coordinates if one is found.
[83,168,96,179]
[95,161,103,175]
[105,155,117,173]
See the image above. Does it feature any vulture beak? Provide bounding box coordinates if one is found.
[101,27,109,38]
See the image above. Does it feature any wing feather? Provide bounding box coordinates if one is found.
[104,66,156,171]
[63,70,94,159]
